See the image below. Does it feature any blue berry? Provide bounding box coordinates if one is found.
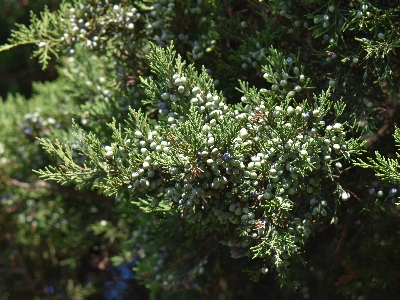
[24,128,33,135]
[302,112,310,119]
[48,286,55,295]
[222,153,231,161]
[128,257,138,268]
[178,199,185,205]
[159,108,169,115]
[390,188,397,195]
[286,57,293,65]
[44,286,55,295]
[116,281,128,291]
[120,266,133,280]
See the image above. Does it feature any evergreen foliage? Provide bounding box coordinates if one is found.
[0,0,59,99]
[1,0,400,299]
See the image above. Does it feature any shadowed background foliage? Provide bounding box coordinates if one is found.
[0,0,58,99]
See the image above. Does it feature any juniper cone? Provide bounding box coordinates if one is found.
[1,0,400,298]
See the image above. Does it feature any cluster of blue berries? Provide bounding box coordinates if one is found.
[104,258,137,300]
[368,179,398,204]
[261,51,311,99]
[22,109,60,138]
[62,2,140,54]
[103,50,361,275]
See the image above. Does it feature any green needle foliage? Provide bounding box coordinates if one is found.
[356,128,400,184]
[34,41,367,289]
[1,0,400,299]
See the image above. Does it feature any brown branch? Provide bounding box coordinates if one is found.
[7,176,113,202]
[15,251,40,298]
[8,178,52,189]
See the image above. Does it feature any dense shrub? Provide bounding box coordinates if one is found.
[1,0,400,299]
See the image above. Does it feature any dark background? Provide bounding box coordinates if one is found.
[0,0,59,100]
